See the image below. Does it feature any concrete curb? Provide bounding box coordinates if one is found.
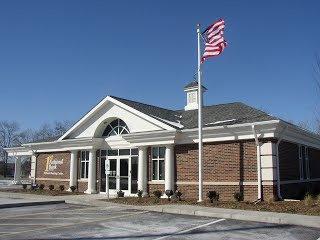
[67,199,320,229]
[0,200,66,209]
[135,205,320,229]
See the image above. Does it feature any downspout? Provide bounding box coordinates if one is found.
[275,125,287,200]
[252,125,262,201]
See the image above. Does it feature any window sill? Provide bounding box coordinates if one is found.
[148,180,165,184]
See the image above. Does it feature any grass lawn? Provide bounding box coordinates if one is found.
[0,188,84,196]
[104,196,320,216]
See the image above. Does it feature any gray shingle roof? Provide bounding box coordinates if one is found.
[112,96,277,129]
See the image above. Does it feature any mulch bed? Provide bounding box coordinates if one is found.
[0,188,84,196]
[104,197,320,216]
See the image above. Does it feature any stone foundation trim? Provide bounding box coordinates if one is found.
[176,181,275,186]
[36,178,69,182]
[280,178,320,185]
[148,181,165,185]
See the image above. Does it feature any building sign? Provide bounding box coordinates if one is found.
[44,155,64,175]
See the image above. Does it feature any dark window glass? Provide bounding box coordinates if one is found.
[85,151,89,160]
[120,177,128,190]
[152,147,158,159]
[131,157,138,180]
[120,159,128,176]
[108,150,118,156]
[159,147,165,158]
[109,177,116,190]
[119,149,130,155]
[101,150,107,157]
[152,160,158,180]
[110,120,118,128]
[85,162,89,178]
[159,160,165,180]
[131,148,138,156]
[109,159,117,176]
[102,125,112,136]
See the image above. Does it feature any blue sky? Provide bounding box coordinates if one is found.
[0,0,319,130]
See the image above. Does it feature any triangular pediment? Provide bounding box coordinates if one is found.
[58,96,175,140]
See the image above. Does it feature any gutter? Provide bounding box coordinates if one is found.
[252,125,262,201]
[275,125,288,200]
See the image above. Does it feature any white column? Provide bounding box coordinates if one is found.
[30,154,37,184]
[165,145,174,192]
[85,149,97,194]
[138,146,147,196]
[68,150,78,191]
[13,157,22,184]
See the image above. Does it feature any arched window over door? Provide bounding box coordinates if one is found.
[102,119,129,137]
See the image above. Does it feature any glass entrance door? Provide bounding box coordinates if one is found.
[119,158,129,191]
[109,158,117,191]
[105,157,130,194]
[100,148,139,195]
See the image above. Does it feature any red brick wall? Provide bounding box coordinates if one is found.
[279,141,300,181]
[146,140,273,201]
[175,141,257,183]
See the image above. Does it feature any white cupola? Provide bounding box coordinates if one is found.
[184,81,207,111]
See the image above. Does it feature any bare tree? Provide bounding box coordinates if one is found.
[0,121,23,177]
[53,120,73,137]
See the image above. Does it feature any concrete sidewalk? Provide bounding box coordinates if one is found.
[0,191,319,229]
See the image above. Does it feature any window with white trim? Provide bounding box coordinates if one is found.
[102,119,129,137]
[152,147,165,180]
[80,150,89,179]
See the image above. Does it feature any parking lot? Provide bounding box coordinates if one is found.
[0,203,319,240]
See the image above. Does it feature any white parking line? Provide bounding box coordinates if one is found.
[154,218,225,240]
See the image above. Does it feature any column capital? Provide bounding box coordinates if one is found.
[165,144,174,149]
[138,146,148,151]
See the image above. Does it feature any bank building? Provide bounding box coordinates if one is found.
[5,82,320,201]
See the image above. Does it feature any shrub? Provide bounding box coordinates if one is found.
[207,191,219,203]
[117,190,124,198]
[48,185,55,191]
[165,190,174,201]
[153,190,162,199]
[31,184,38,191]
[304,193,314,206]
[233,192,243,202]
[70,186,77,193]
[316,194,320,206]
[39,184,45,190]
[137,190,143,198]
[59,185,65,191]
[22,184,27,190]
[175,190,182,201]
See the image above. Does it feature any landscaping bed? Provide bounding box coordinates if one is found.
[105,197,320,216]
[0,188,84,196]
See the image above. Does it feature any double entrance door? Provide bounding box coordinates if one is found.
[100,150,138,196]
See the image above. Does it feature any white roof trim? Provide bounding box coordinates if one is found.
[58,96,175,141]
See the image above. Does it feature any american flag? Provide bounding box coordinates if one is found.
[201,19,227,63]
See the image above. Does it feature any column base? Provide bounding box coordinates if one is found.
[84,189,97,194]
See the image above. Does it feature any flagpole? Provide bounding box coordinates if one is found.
[197,23,203,202]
